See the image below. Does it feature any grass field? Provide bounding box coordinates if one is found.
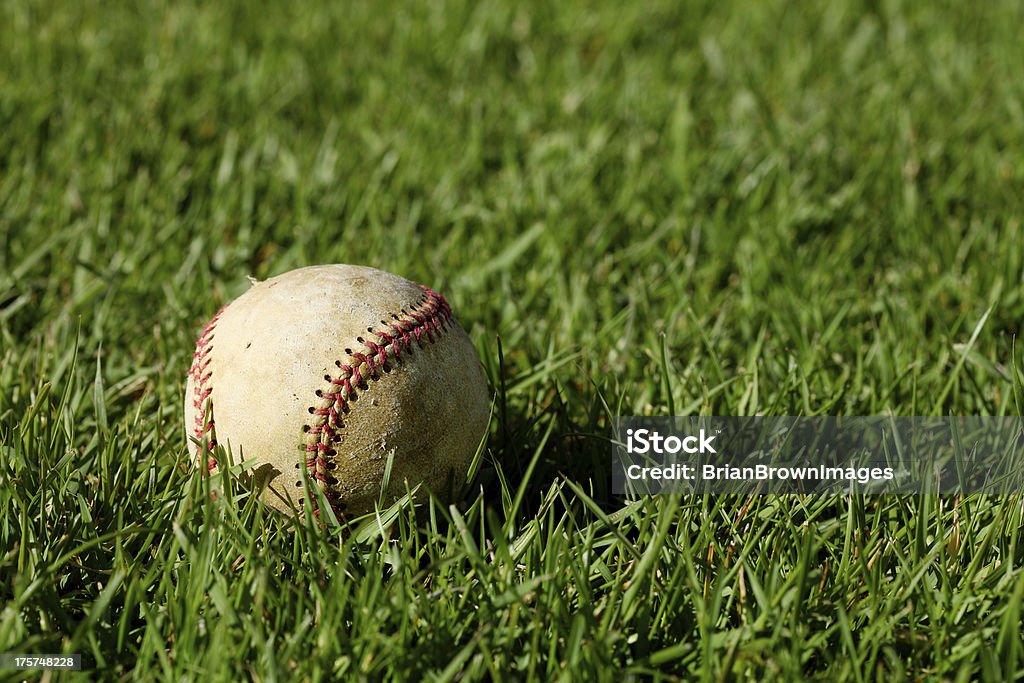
[3,0,1024,679]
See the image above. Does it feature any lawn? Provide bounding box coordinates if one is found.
[2,0,1024,679]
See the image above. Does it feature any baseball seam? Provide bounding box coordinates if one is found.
[299,284,454,517]
[188,308,224,471]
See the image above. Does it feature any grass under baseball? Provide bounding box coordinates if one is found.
[3,0,1024,679]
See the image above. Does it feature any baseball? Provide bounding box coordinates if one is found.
[184,264,490,518]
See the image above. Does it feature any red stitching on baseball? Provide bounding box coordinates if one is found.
[301,285,454,518]
[188,308,225,472]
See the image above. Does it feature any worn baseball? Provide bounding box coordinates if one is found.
[184,264,490,518]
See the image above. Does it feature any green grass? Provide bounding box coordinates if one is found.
[3,0,1024,679]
